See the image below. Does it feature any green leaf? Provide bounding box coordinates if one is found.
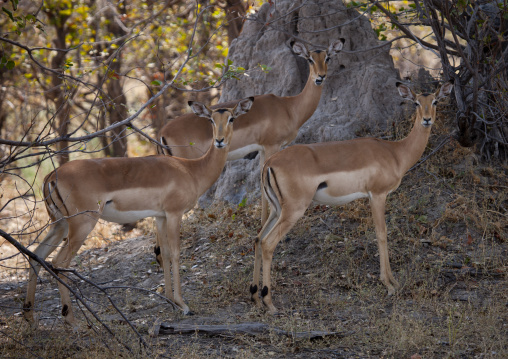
[227,59,233,66]
[238,198,247,208]
[189,142,194,146]
[6,60,15,70]
[151,80,162,86]
[10,0,18,11]
[2,7,15,21]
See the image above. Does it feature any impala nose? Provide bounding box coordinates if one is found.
[315,75,326,85]
[422,118,432,127]
[215,138,225,148]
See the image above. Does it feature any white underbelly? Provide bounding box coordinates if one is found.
[227,144,263,161]
[313,191,369,206]
[101,207,164,224]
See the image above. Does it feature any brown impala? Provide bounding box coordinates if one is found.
[24,97,254,326]
[250,81,454,313]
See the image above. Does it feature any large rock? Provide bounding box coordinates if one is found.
[202,0,405,206]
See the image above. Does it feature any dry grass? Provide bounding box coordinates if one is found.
[1,106,507,358]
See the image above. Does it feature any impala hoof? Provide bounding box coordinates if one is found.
[250,284,262,306]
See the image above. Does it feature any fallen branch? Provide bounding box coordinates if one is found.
[155,321,352,340]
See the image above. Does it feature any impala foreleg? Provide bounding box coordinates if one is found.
[159,214,191,315]
[370,194,399,295]
[52,217,96,326]
[153,231,162,267]
[155,217,172,298]
[24,220,68,322]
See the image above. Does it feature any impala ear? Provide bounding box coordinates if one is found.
[435,81,454,100]
[233,97,254,117]
[189,101,212,118]
[328,38,345,55]
[292,42,310,59]
[396,82,416,101]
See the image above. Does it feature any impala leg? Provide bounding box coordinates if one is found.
[260,209,305,314]
[160,213,191,314]
[155,217,173,300]
[153,223,162,267]
[52,217,96,327]
[24,220,69,323]
[251,210,278,305]
[370,194,399,295]
[259,149,269,226]
[260,146,280,226]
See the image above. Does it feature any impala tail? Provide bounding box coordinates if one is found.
[263,167,282,217]
[43,172,69,221]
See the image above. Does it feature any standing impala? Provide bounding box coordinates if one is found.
[23,97,254,326]
[250,81,454,313]
[157,39,345,227]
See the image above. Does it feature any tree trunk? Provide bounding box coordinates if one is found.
[104,1,128,157]
[48,21,71,165]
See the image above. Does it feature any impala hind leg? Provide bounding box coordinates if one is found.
[159,213,191,314]
[260,146,280,226]
[370,194,399,295]
[24,220,69,323]
[260,208,306,314]
[52,217,97,326]
[251,210,278,306]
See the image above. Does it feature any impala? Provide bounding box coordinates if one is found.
[250,81,454,313]
[23,97,254,326]
[157,39,345,228]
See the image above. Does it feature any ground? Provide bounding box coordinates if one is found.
[0,118,507,358]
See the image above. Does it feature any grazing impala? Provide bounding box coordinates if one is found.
[157,39,345,227]
[23,97,254,326]
[250,81,454,313]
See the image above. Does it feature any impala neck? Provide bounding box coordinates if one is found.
[191,142,230,196]
[395,117,432,175]
[288,74,323,128]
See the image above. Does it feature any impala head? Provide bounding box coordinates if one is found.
[189,97,254,149]
[396,80,454,128]
[292,38,345,86]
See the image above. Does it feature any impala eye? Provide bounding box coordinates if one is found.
[325,56,330,63]
[308,58,314,64]
[415,102,420,107]
[228,116,234,123]
[432,100,438,106]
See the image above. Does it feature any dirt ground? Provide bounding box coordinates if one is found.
[1,121,507,358]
